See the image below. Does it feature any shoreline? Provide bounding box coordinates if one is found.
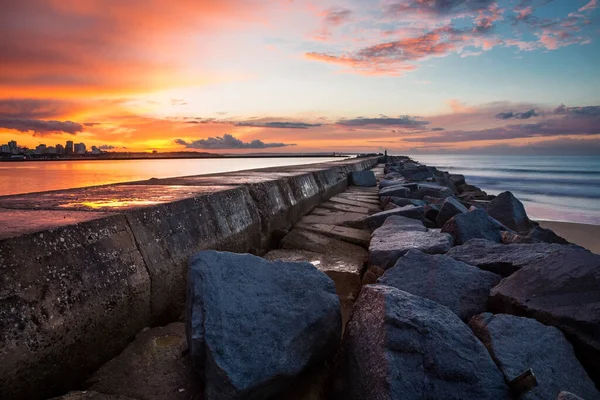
[537,220,600,254]
[0,154,351,162]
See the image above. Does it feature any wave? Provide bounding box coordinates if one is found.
[441,166,600,175]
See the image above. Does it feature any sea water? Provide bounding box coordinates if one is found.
[411,154,600,225]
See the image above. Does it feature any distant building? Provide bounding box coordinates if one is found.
[91,146,102,155]
[65,141,74,155]
[0,144,9,154]
[35,144,47,155]
[47,146,56,154]
[8,140,17,154]
[56,144,65,154]
[74,143,86,154]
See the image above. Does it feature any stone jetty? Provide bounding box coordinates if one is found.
[2,155,599,400]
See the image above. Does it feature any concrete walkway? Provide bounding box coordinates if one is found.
[265,164,384,326]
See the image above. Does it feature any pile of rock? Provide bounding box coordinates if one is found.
[180,158,600,399]
[335,156,599,400]
[70,160,599,400]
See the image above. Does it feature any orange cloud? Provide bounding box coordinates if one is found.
[0,0,262,98]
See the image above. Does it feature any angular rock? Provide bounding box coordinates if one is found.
[378,250,501,321]
[459,190,490,201]
[527,226,570,245]
[380,196,426,208]
[264,249,364,326]
[488,191,534,232]
[357,206,425,230]
[434,171,459,194]
[186,251,341,400]
[441,208,508,245]
[469,313,600,400]
[436,197,469,227]
[379,185,410,198]
[457,183,481,193]
[412,183,456,200]
[489,246,600,386]
[398,167,434,182]
[384,202,399,210]
[446,239,569,277]
[424,204,441,222]
[383,172,403,180]
[372,215,427,232]
[335,285,510,400]
[349,170,377,187]
[89,323,202,400]
[423,195,446,205]
[370,225,453,270]
[378,179,405,189]
[501,231,540,244]
[450,174,466,187]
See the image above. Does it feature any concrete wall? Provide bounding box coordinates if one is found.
[0,157,378,399]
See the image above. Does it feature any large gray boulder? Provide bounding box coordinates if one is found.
[379,185,410,198]
[369,224,453,269]
[186,251,341,400]
[487,191,534,232]
[469,313,600,400]
[446,239,568,277]
[335,285,510,399]
[378,250,501,321]
[435,197,468,227]
[441,208,509,245]
[489,246,600,387]
[359,206,425,230]
[349,170,377,187]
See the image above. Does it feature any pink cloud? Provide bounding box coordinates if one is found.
[579,0,597,12]
[514,6,533,21]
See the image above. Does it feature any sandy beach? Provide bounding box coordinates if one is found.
[538,221,600,254]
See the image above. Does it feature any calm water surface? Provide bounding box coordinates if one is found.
[409,154,600,225]
[0,157,342,197]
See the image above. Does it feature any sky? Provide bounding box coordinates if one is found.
[1,0,599,155]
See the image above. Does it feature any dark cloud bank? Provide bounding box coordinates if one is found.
[175,134,296,149]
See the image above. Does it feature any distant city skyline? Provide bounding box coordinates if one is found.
[0,139,104,156]
[0,0,599,155]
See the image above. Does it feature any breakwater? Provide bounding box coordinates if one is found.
[0,157,378,399]
[69,156,599,400]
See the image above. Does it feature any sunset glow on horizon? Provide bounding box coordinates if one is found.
[1,0,599,155]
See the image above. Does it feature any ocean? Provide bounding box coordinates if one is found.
[410,154,600,226]
[0,157,341,197]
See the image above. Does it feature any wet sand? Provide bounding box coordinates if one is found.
[538,221,600,254]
